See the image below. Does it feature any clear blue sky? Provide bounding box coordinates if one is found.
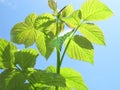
[0,0,120,90]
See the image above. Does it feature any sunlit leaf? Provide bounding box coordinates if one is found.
[27,68,66,87]
[61,10,81,28]
[81,0,113,21]
[65,35,94,64]
[36,31,54,59]
[15,49,39,71]
[48,0,57,11]
[46,66,88,90]
[79,23,105,45]
[59,4,74,17]
[25,13,38,27]
[11,22,37,47]
[0,39,17,69]
[34,13,55,32]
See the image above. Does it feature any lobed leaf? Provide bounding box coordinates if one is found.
[81,0,113,21]
[65,35,94,64]
[11,22,37,47]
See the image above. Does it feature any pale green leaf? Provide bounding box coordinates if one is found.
[27,68,66,87]
[59,4,74,17]
[34,13,55,31]
[0,69,27,90]
[79,23,105,45]
[65,35,94,64]
[81,0,113,21]
[48,0,57,11]
[46,66,88,90]
[11,22,37,47]
[25,13,38,27]
[0,39,17,69]
[61,10,81,28]
[15,49,39,70]
[36,31,54,59]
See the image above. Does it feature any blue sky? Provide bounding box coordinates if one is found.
[0,0,120,90]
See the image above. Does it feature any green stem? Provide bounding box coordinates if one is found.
[60,22,84,67]
[55,15,61,90]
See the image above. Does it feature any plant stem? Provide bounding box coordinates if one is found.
[55,15,61,90]
[60,22,84,67]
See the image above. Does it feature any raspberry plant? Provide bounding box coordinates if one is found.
[0,0,113,90]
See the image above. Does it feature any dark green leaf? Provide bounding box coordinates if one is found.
[0,69,27,90]
[0,39,17,69]
[27,68,66,87]
[15,49,39,70]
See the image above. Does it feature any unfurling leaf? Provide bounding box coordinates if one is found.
[48,0,57,11]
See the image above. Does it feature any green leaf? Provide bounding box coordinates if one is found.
[51,31,73,51]
[27,68,66,87]
[81,0,113,21]
[0,39,17,69]
[0,69,27,90]
[48,0,57,11]
[11,22,37,47]
[36,31,54,59]
[61,10,81,28]
[15,49,39,70]
[79,23,105,45]
[65,35,94,64]
[25,13,38,27]
[59,4,74,17]
[46,66,88,90]
[34,13,55,31]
